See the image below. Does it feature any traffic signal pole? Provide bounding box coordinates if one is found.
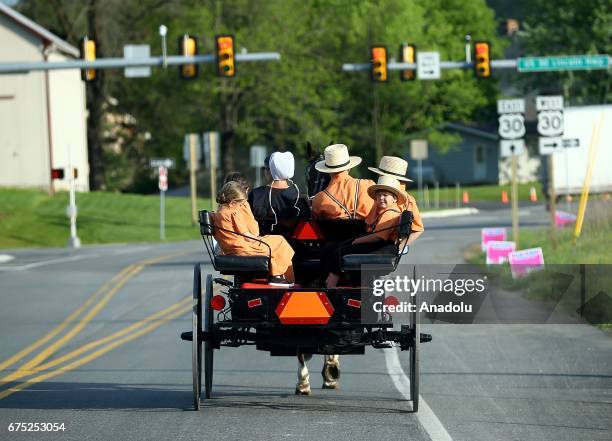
[0,52,280,74]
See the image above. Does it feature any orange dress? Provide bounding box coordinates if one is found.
[364,202,402,243]
[212,202,295,276]
[311,172,375,220]
[398,192,424,232]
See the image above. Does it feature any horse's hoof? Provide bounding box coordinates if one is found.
[322,381,339,390]
[295,383,311,395]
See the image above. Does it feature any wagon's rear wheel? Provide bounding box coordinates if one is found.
[409,267,420,412]
[192,264,203,410]
[204,274,214,399]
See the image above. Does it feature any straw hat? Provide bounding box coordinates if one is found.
[368,156,413,182]
[367,175,407,205]
[314,144,362,173]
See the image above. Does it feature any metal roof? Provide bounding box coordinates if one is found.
[0,3,79,58]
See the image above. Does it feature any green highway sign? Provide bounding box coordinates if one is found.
[517,55,610,72]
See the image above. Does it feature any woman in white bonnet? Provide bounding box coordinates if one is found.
[248,151,310,228]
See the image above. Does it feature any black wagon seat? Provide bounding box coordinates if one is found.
[198,210,270,276]
[341,211,413,274]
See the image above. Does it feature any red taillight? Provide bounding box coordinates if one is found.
[210,295,226,311]
[292,221,324,240]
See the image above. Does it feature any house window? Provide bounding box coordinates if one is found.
[475,145,485,164]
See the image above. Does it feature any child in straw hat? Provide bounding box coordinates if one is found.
[323,175,406,288]
[212,181,295,286]
[368,156,424,241]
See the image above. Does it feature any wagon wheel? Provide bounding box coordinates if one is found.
[204,274,214,399]
[409,266,420,412]
[192,264,203,410]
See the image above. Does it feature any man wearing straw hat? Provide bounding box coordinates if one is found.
[368,156,424,244]
[296,144,374,395]
[311,144,375,219]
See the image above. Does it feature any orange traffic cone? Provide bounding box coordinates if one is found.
[462,191,469,204]
[501,190,509,204]
[529,186,537,202]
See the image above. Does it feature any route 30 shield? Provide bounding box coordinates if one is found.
[498,114,525,139]
[537,110,564,137]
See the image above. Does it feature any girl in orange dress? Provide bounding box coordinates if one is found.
[212,181,295,286]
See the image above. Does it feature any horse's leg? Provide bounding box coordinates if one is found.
[322,354,340,389]
[296,352,312,395]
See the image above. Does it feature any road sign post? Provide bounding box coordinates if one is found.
[188,134,199,225]
[250,145,267,187]
[66,144,81,249]
[411,140,428,206]
[204,132,220,211]
[498,99,526,248]
[158,166,168,240]
[536,95,565,243]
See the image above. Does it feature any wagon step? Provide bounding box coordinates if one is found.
[214,277,233,287]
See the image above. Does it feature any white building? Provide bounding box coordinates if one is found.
[0,3,89,192]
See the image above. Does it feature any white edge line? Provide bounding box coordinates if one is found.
[0,253,99,272]
[384,347,453,441]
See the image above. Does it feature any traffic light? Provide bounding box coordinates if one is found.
[51,168,64,180]
[474,41,491,79]
[400,43,416,81]
[370,46,387,82]
[79,36,96,82]
[178,34,199,79]
[215,35,235,77]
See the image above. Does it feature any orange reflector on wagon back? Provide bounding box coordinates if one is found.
[247,298,262,308]
[275,291,334,324]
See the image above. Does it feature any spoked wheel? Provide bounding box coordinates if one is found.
[204,274,214,399]
[192,264,202,410]
[409,266,420,412]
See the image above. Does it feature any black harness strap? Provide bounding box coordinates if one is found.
[323,178,363,219]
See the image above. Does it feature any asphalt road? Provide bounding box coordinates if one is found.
[0,206,610,441]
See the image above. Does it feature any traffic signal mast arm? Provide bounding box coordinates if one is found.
[0,52,281,74]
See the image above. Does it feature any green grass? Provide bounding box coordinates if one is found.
[465,203,612,329]
[0,188,212,248]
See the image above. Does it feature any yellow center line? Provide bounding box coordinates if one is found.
[0,303,192,400]
[0,264,136,372]
[0,251,187,377]
[2,296,191,382]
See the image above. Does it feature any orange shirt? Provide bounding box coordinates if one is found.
[365,203,401,242]
[212,202,260,255]
[398,192,424,232]
[312,172,375,219]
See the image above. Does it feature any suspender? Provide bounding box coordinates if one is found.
[323,179,362,219]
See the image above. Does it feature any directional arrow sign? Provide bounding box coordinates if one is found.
[417,52,440,80]
[500,139,525,157]
[539,136,563,155]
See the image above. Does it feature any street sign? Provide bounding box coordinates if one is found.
[417,52,440,80]
[184,134,201,169]
[250,145,267,167]
[158,166,168,191]
[498,113,525,139]
[149,158,175,168]
[563,138,580,148]
[410,139,428,160]
[538,136,563,155]
[123,45,151,78]
[203,132,220,169]
[500,139,525,157]
[497,99,525,114]
[537,110,564,137]
[517,55,609,72]
[536,95,563,111]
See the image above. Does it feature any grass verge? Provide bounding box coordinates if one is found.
[0,188,211,248]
